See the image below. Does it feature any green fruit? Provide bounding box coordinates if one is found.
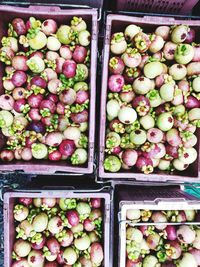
[160,82,175,101]
[76,202,91,215]
[63,247,77,265]
[74,235,91,250]
[143,255,158,267]
[192,77,200,92]
[29,31,47,50]
[126,227,143,242]
[0,110,13,127]
[157,113,174,131]
[140,115,155,130]
[104,155,121,172]
[31,143,48,159]
[175,44,194,64]
[57,25,72,45]
[143,62,163,79]
[130,129,147,145]
[32,213,48,232]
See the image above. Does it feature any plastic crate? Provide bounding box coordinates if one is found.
[3,188,111,267]
[116,0,199,15]
[117,186,200,267]
[99,14,200,182]
[0,5,98,174]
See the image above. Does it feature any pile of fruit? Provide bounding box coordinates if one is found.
[0,16,91,165]
[104,24,200,174]
[12,197,104,266]
[125,209,200,267]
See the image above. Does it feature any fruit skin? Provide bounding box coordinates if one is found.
[74,234,91,250]
[90,243,104,266]
[104,155,121,172]
[27,250,45,266]
[175,44,194,64]
[32,212,48,232]
[118,106,137,124]
[56,25,72,45]
[12,259,30,267]
[130,129,147,145]
[63,247,78,265]
[14,239,31,257]
[110,32,127,55]
[29,31,47,50]
[143,62,163,79]
[157,113,174,132]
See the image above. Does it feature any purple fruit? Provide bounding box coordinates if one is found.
[27,94,43,108]
[165,225,177,240]
[12,70,27,87]
[122,149,138,167]
[28,250,45,266]
[136,156,153,174]
[73,45,87,63]
[108,74,125,92]
[67,210,80,227]
[31,76,47,89]
[46,237,60,255]
[59,140,75,157]
[177,225,196,244]
[63,59,77,78]
[109,56,125,74]
[12,18,26,35]
[147,128,164,143]
[27,121,45,134]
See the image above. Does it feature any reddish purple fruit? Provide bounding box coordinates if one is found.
[27,94,43,108]
[31,235,46,250]
[66,210,80,227]
[73,45,87,63]
[12,71,27,87]
[31,76,47,89]
[71,110,88,123]
[63,59,77,78]
[40,100,56,114]
[19,198,33,206]
[49,150,62,161]
[108,74,125,92]
[12,18,26,35]
[59,140,75,157]
[46,237,60,255]
[91,198,101,208]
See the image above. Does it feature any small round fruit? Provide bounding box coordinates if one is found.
[14,239,31,257]
[130,129,147,145]
[32,213,48,232]
[118,107,137,124]
[104,155,121,172]
[179,147,197,164]
[29,31,47,50]
[192,77,200,92]
[157,113,174,131]
[63,247,77,265]
[173,159,188,171]
[158,159,170,171]
[140,115,155,130]
[31,143,48,159]
[57,25,71,45]
[143,62,163,79]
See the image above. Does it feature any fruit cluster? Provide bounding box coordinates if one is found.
[0,16,91,164]
[12,197,104,267]
[104,24,200,174]
[125,209,200,267]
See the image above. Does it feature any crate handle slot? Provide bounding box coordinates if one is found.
[28,5,61,12]
[143,16,175,23]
